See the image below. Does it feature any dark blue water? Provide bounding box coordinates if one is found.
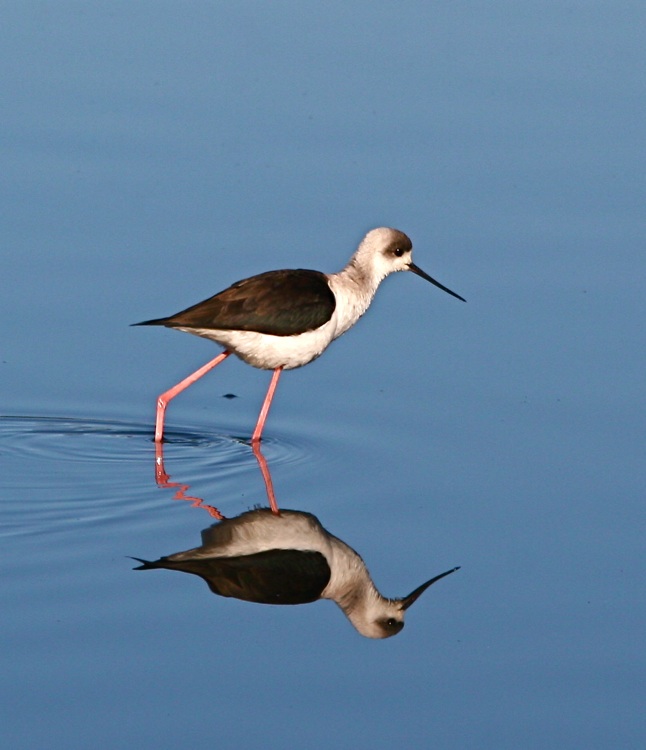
[2,3,644,748]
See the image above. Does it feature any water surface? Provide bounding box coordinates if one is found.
[2,3,644,749]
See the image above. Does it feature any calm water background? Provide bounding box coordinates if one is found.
[2,2,644,748]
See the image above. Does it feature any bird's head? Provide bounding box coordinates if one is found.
[345,565,461,639]
[354,227,466,302]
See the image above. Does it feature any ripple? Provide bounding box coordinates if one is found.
[0,414,331,538]
[0,414,317,465]
[0,414,153,463]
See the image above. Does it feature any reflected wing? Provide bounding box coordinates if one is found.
[135,269,336,336]
[133,549,331,605]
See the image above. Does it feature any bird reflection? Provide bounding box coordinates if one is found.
[133,507,459,639]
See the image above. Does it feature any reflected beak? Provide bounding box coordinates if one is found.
[399,566,461,610]
[408,262,466,302]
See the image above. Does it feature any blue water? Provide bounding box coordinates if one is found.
[2,3,644,748]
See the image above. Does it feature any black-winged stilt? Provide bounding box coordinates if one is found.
[134,227,465,443]
[132,507,460,639]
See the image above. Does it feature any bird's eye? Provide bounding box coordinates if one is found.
[386,618,398,627]
[393,247,405,257]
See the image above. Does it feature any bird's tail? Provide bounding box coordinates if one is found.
[130,556,162,570]
[130,318,171,327]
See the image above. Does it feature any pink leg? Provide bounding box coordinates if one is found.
[252,442,280,515]
[251,367,283,443]
[155,351,231,442]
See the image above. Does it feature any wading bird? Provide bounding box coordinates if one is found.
[134,227,465,442]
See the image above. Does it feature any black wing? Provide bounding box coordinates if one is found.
[132,549,331,605]
[133,269,336,336]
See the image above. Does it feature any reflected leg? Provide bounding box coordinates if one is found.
[252,441,280,515]
[154,442,225,520]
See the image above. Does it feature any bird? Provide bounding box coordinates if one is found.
[132,507,460,639]
[133,227,465,443]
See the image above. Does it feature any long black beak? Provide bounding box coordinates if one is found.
[399,566,461,610]
[408,262,466,302]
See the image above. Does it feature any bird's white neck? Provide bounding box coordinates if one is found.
[321,537,385,613]
[327,261,383,338]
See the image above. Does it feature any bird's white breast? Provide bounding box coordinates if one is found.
[179,317,339,370]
